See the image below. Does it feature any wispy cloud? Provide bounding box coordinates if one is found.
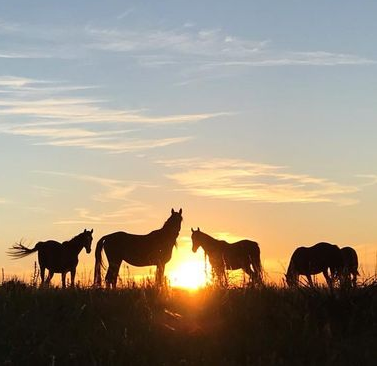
[0,97,225,124]
[32,185,60,198]
[36,135,192,154]
[34,170,154,225]
[53,204,149,226]
[85,26,376,69]
[2,17,373,68]
[35,170,156,202]
[0,76,94,94]
[0,51,59,59]
[158,158,360,205]
[0,19,20,34]
[0,76,42,88]
[0,76,223,153]
[116,8,134,20]
[356,174,377,187]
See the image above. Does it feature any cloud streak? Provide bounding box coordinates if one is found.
[158,158,360,205]
[0,76,223,153]
[35,170,155,202]
[34,170,154,225]
[85,26,376,69]
[1,18,374,69]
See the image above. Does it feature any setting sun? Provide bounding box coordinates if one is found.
[169,259,210,290]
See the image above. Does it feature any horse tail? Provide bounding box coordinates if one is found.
[94,236,106,286]
[7,242,40,259]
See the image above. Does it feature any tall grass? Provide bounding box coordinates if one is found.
[0,280,376,365]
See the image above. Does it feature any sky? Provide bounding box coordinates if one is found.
[1,0,377,285]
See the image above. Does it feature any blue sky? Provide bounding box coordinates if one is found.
[1,1,377,282]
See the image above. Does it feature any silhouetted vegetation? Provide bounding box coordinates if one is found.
[1,280,376,365]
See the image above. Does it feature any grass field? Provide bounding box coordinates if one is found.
[0,280,376,366]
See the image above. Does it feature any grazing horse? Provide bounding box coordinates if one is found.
[340,246,359,287]
[286,242,342,288]
[191,228,262,286]
[8,229,93,287]
[94,208,183,288]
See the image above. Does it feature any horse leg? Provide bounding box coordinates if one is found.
[40,266,45,286]
[70,268,76,288]
[223,269,229,287]
[323,270,332,288]
[217,267,227,287]
[243,265,254,285]
[46,271,54,286]
[352,271,357,287]
[155,263,165,286]
[106,260,121,289]
[250,256,262,285]
[62,272,66,288]
[306,274,314,287]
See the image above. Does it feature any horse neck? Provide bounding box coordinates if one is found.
[64,235,85,255]
[160,222,180,244]
[198,233,219,254]
[286,260,298,284]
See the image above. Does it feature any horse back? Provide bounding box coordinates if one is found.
[103,231,162,248]
[37,240,62,253]
[217,240,259,270]
[289,243,342,275]
[102,230,174,266]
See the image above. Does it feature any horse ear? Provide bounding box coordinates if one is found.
[90,229,93,234]
[179,208,182,215]
[171,208,174,214]
[191,228,194,233]
[84,229,87,232]
[198,227,200,232]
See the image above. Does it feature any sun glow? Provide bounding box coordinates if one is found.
[169,259,210,290]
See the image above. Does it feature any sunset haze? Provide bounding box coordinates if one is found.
[1,1,377,286]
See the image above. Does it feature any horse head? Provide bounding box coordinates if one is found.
[191,227,201,253]
[285,272,297,287]
[163,209,183,247]
[82,228,94,254]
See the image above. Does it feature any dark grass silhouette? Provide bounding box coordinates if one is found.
[94,209,182,288]
[0,280,376,365]
[191,228,262,286]
[341,246,359,287]
[286,242,343,288]
[7,229,93,288]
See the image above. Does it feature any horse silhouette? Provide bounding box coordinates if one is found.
[8,229,93,287]
[286,242,342,288]
[341,246,359,287]
[94,208,183,288]
[191,228,262,286]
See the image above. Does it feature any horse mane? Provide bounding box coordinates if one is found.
[160,212,182,246]
[200,231,226,245]
[61,232,83,246]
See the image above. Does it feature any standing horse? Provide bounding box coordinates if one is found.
[8,229,93,287]
[94,208,182,288]
[286,242,342,288]
[341,246,359,287]
[191,228,262,286]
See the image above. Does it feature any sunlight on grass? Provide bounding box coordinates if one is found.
[168,259,210,290]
